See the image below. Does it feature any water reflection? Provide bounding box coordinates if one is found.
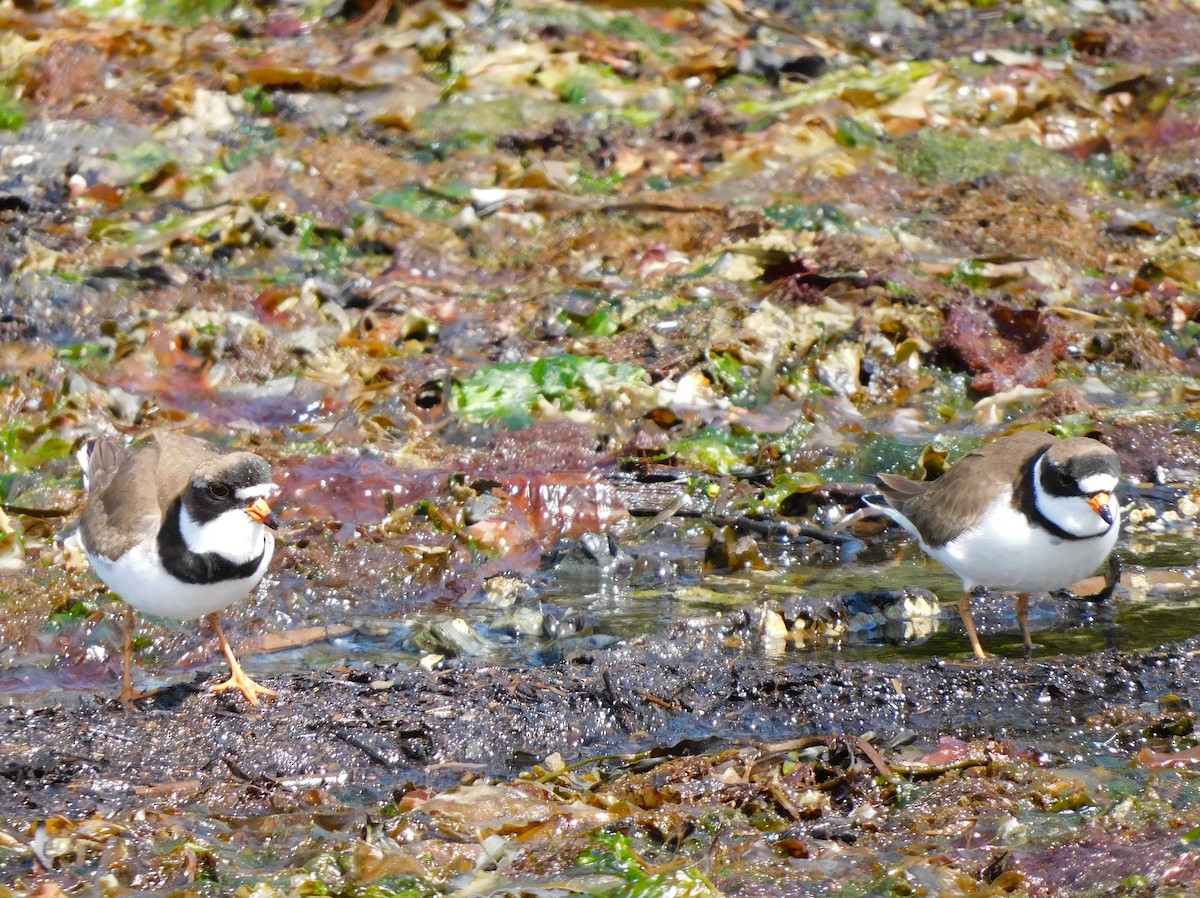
[259,529,1200,672]
[6,526,1200,703]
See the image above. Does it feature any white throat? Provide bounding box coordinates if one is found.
[1032,455,1118,538]
[180,505,269,563]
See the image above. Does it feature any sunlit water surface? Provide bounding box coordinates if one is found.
[3,528,1198,703]
[255,527,1200,675]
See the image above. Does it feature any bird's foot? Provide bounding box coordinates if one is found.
[209,670,277,706]
[207,613,277,706]
[958,592,988,660]
[116,684,160,707]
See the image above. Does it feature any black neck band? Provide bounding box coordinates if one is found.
[1016,454,1097,543]
[158,498,266,584]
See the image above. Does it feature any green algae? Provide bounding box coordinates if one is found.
[896,131,1088,186]
[452,354,649,429]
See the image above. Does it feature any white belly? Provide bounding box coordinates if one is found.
[87,534,273,620]
[924,499,1118,593]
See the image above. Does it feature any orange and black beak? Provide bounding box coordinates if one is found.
[246,497,280,529]
[1088,491,1114,526]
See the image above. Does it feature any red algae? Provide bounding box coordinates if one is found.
[276,456,446,525]
[500,472,628,540]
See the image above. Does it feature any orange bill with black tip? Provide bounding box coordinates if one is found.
[1088,491,1113,526]
[246,497,280,529]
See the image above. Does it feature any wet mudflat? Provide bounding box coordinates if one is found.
[6,621,1200,895]
[5,615,1200,809]
[3,0,1200,894]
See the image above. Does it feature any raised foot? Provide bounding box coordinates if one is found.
[209,671,277,706]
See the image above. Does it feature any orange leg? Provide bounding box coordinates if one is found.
[1016,593,1033,655]
[117,604,154,705]
[207,614,277,706]
[958,592,987,660]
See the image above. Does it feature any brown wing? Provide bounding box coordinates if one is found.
[79,440,165,560]
[876,431,1053,549]
[78,432,219,560]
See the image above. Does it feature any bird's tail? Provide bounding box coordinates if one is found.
[77,437,132,495]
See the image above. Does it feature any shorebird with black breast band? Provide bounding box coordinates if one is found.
[76,432,280,705]
[866,431,1121,659]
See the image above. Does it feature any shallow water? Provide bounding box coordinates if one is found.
[5,519,1197,705]
[242,527,1200,678]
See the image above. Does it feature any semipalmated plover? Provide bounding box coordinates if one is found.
[866,431,1120,659]
[77,433,280,705]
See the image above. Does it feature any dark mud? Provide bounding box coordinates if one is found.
[3,611,1193,820]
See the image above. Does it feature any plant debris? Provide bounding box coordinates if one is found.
[2,0,1200,893]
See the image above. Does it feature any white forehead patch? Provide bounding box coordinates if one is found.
[235,483,278,500]
[1078,473,1117,494]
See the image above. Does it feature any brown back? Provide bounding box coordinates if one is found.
[79,433,218,560]
[876,431,1054,548]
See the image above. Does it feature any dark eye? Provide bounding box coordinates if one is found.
[209,482,231,500]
